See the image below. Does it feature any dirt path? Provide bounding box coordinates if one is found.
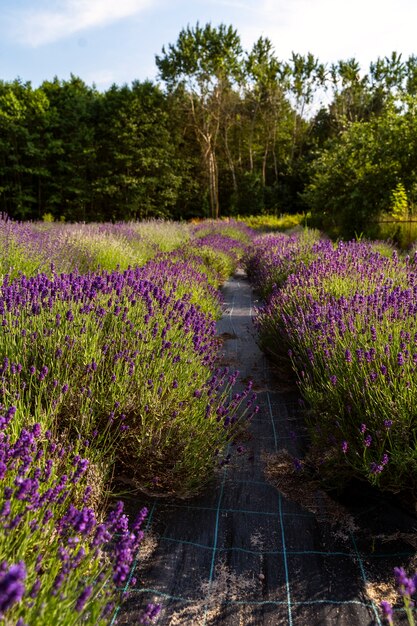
[116,270,415,625]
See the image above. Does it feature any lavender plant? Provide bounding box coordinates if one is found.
[244,229,322,300]
[381,567,417,625]
[249,233,417,494]
[0,217,256,496]
[0,414,147,625]
[0,263,255,495]
[191,218,254,245]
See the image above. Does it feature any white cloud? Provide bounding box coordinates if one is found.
[235,0,417,69]
[13,0,155,47]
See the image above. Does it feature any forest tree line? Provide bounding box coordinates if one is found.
[2,23,417,237]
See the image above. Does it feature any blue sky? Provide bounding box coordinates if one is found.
[1,0,416,90]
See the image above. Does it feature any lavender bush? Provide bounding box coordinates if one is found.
[244,229,322,299]
[0,216,193,278]
[0,414,147,625]
[0,247,255,496]
[248,233,417,494]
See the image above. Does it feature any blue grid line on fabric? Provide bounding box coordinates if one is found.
[141,533,415,560]
[145,500,315,518]
[164,504,277,516]
[266,391,278,451]
[279,492,293,626]
[232,598,377,608]
[368,551,415,559]
[157,534,356,557]
[266,390,293,626]
[350,531,382,626]
[131,587,378,609]
[201,450,229,625]
[110,500,157,625]
[224,506,312,519]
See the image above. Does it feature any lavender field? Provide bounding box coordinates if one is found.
[0,216,257,624]
[2,216,417,624]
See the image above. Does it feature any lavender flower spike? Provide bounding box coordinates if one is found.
[380,600,393,625]
[0,560,26,615]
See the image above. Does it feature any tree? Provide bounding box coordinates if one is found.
[156,22,243,218]
[93,81,182,220]
[0,80,51,219]
[41,75,97,221]
[304,96,417,238]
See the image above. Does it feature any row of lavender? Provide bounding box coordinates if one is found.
[0,217,256,624]
[246,231,417,623]
[246,231,417,495]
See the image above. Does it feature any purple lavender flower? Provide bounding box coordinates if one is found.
[394,566,416,596]
[364,434,372,448]
[0,561,26,615]
[75,584,93,612]
[139,603,162,624]
[380,600,393,624]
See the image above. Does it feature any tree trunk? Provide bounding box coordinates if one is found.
[224,127,238,194]
[262,143,269,186]
[207,149,219,219]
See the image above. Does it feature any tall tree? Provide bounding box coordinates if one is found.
[0,80,50,219]
[156,22,243,218]
[93,80,182,220]
[41,75,97,221]
[244,38,288,184]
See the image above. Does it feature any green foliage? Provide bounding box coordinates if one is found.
[0,77,193,222]
[4,39,417,225]
[0,218,253,499]
[92,81,183,221]
[238,213,306,231]
[390,181,409,219]
[156,22,244,219]
[304,98,417,238]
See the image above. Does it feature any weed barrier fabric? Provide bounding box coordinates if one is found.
[116,270,415,625]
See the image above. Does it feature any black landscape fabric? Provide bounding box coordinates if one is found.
[115,270,416,626]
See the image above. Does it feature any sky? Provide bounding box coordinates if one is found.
[1,0,416,91]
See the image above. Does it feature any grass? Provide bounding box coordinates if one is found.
[236,213,307,232]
